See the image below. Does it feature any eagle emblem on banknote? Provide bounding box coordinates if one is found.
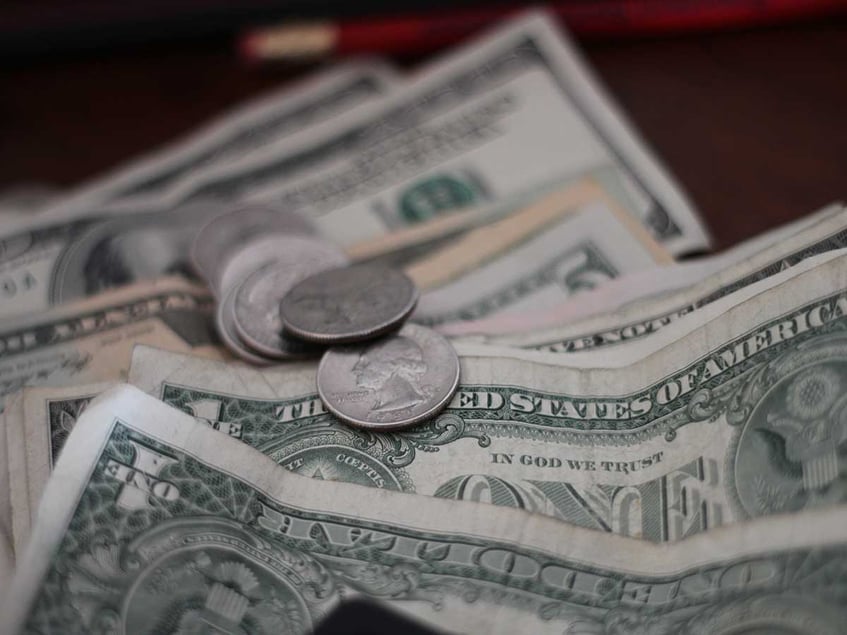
[64,518,329,634]
[729,334,847,518]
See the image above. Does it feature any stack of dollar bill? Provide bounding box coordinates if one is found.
[2,9,846,634]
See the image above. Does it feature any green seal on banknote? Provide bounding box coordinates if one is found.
[399,173,484,223]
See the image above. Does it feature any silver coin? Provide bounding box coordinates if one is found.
[317,324,460,430]
[233,246,348,359]
[279,264,419,344]
[216,234,336,297]
[215,283,276,366]
[191,203,316,284]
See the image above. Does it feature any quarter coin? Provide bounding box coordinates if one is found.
[279,264,419,344]
[233,246,348,359]
[316,324,460,430]
[215,283,276,366]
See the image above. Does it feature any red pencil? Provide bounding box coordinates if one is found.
[240,0,846,62]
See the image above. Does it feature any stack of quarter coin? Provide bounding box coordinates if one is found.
[279,263,461,430]
[192,208,460,430]
[191,204,348,363]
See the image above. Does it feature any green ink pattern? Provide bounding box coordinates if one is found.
[21,423,847,633]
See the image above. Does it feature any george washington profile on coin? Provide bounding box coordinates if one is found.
[352,334,432,414]
[317,324,460,430]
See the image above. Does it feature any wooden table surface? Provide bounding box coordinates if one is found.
[2,20,845,250]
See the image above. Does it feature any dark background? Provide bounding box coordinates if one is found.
[1,17,845,250]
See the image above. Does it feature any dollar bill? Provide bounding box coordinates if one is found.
[0,276,216,412]
[441,201,847,343]
[0,170,637,321]
[457,250,847,372]
[409,181,670,324]
[117,11,707,255]
[122,251,847,544]
[5,384,847,633]
[37,62,397,221]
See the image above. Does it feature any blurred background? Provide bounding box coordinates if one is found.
[2,0,846,249]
